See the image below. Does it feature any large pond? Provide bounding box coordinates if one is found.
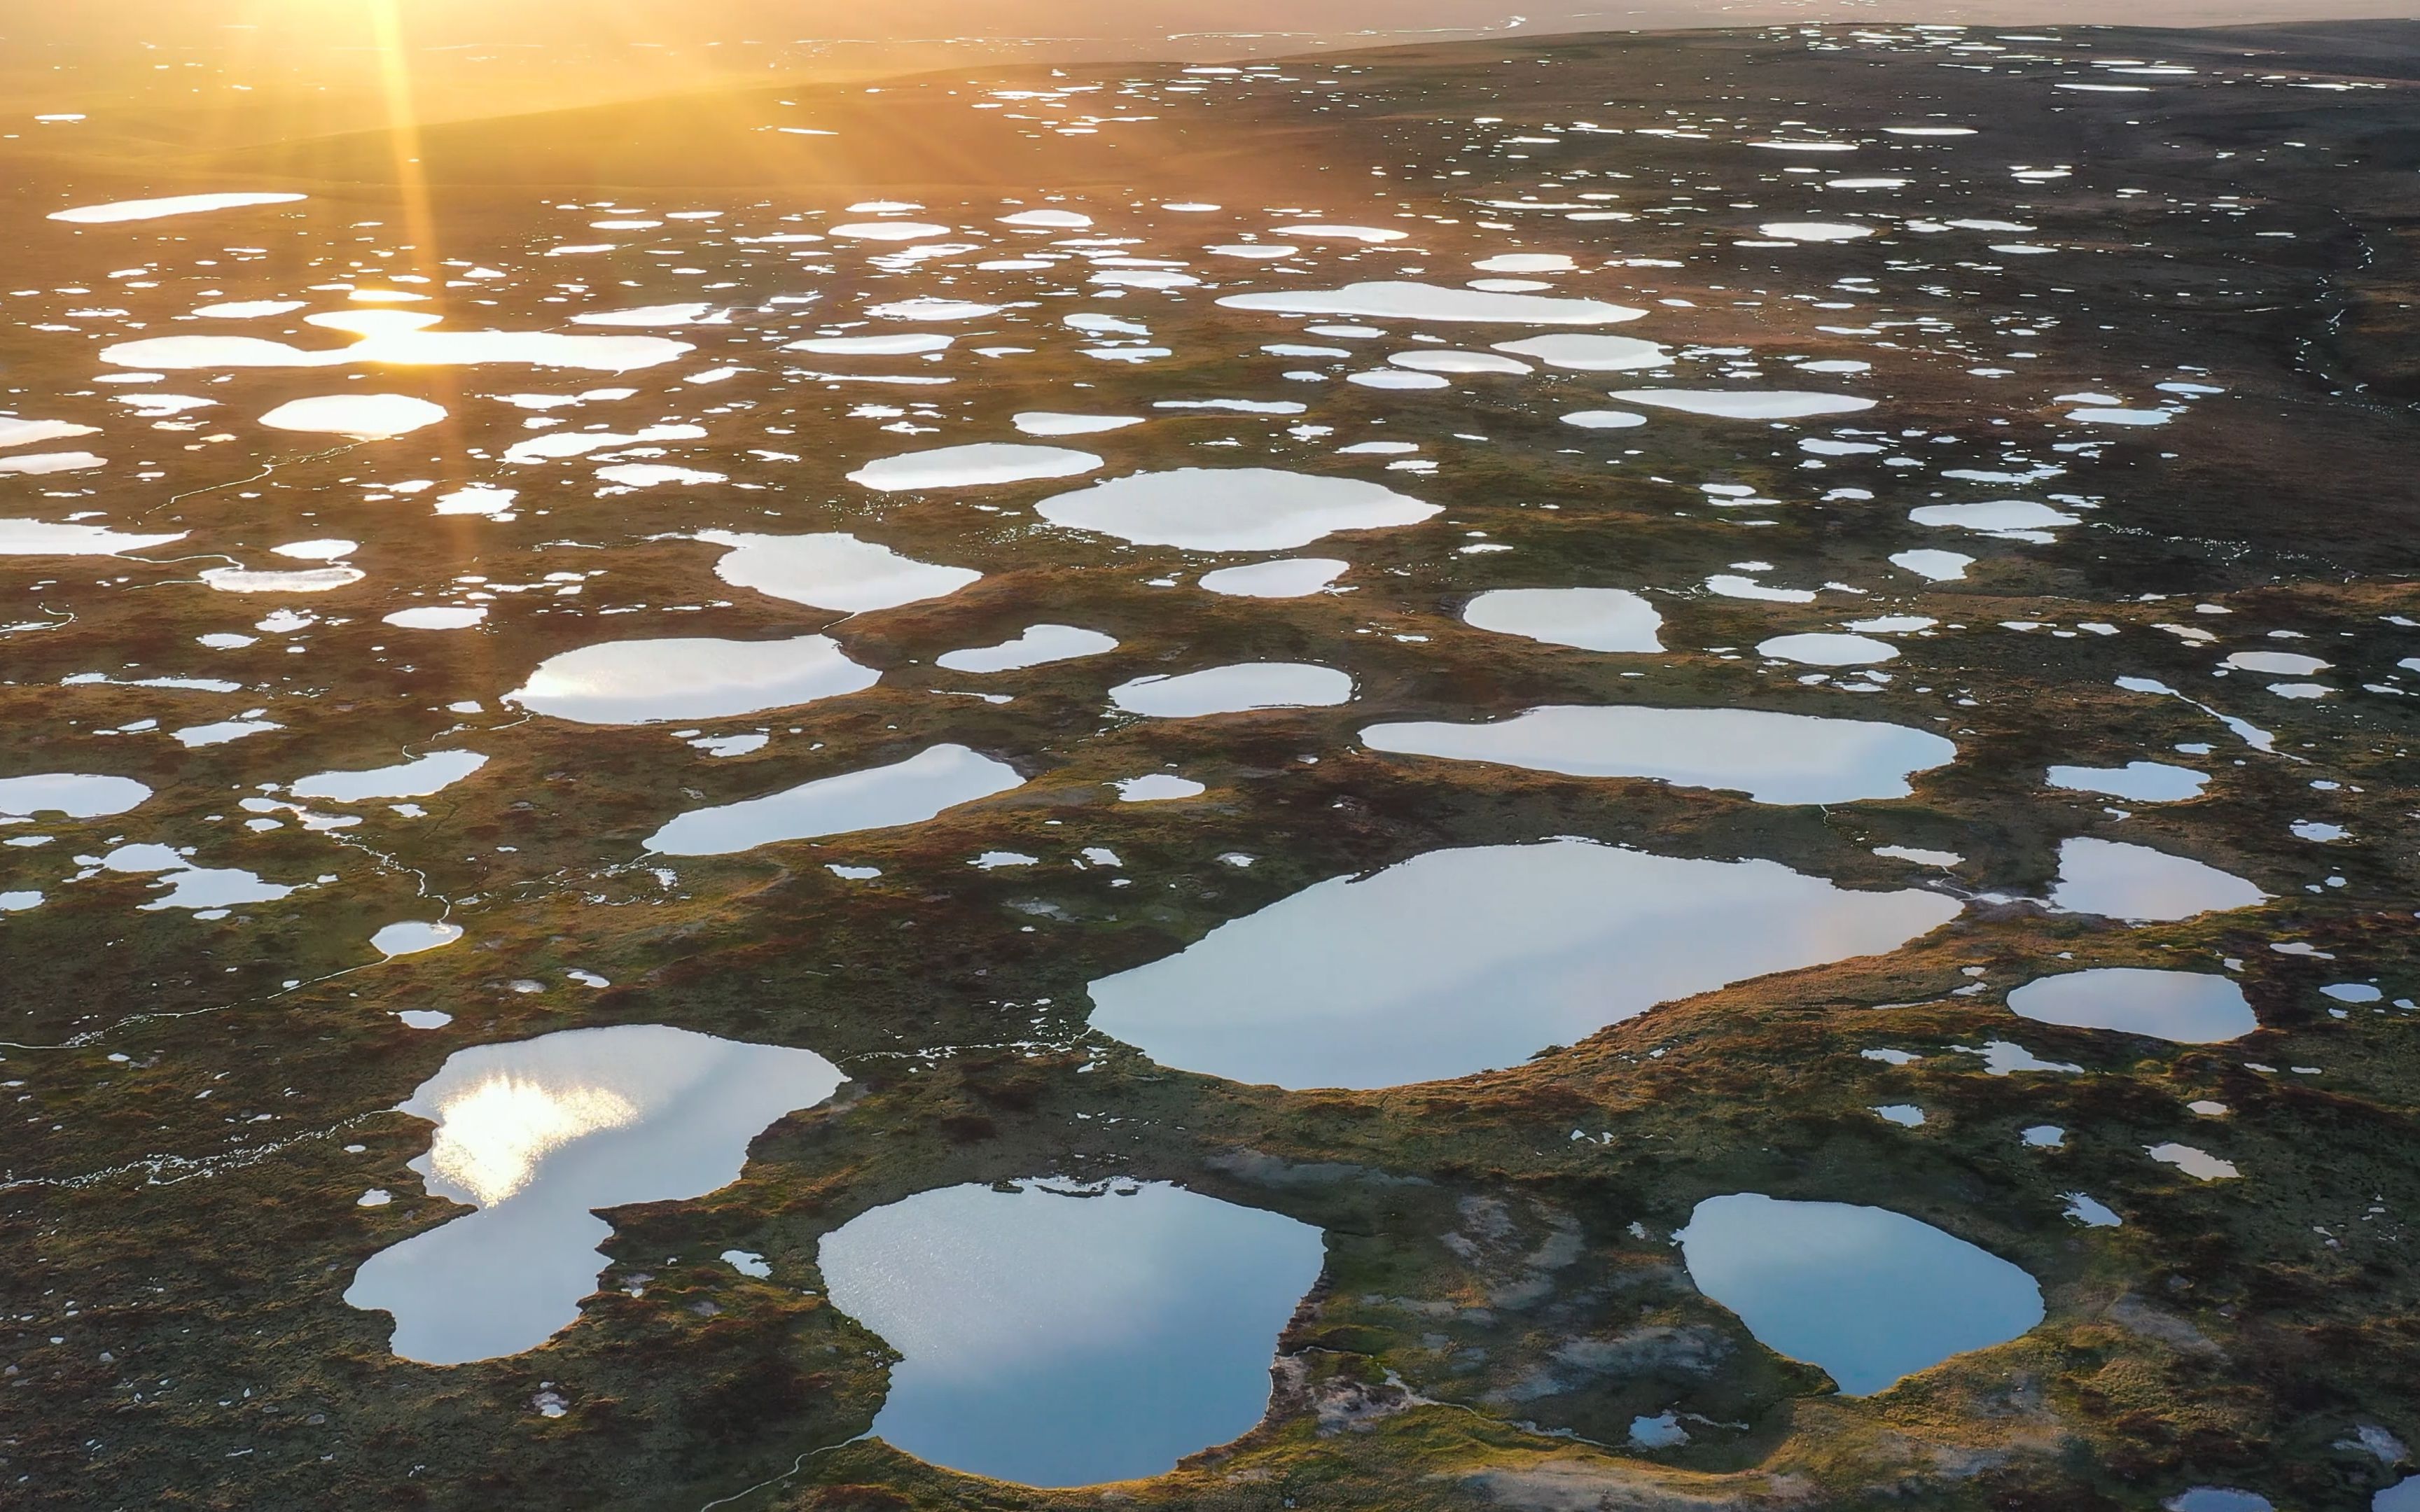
[345,1025,844,1365]
[819,1180,1325,1487]
[1087,839,1960,1088]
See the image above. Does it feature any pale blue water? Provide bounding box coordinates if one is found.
[1678,1192,2043,1396]
[818,1180,1326,1487]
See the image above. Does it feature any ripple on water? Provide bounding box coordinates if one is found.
[1087,839,1959,1088]
[344,1025,843,1364]
[1678,1193,2043,1396]
[506,634,877,724]
[819,1180,1325,1486]
[1361,705,1955,804]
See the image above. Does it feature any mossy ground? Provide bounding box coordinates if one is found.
[2,19,2418,1512]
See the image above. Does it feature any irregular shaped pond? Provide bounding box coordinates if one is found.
[1463,588,1662,652]
[506,634,876,724]
[819,1180,1325,1487]
[936,624,1118,673]
[1678,1193,2043,1396]
[848,443,1101,491]
[1197,558,1349,598]
[2047,762,2207,802]
[0,773,151,818]
[258,394,447,440]
[648,744,1024,856]
[2006,968,2256,1044]
[344,1024,842,1364]
[1361,706,1955,804]
[373,920,463,958]
[697,531,980,613]
[1036,468,1437,552]
[1491,334,1670,370]
[111,313,688,376]
[1611,389,1874,419]
[1087,839,1959,1088]
[1909,500,2079,536]
[2048,837,2266,923]
[1013,412,1144,437]
[1110,663,1352,718]
[1218,281,1646,324]
[291,751,487,804]
[1757,633,1896,666]
[0,519,186,556]
[50,191,305,224]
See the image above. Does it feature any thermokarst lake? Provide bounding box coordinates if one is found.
[3,8,2417,1512]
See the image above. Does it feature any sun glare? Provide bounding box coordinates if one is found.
[426,1076,639,1206]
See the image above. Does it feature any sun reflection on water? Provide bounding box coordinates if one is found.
[426,1076,638,1206]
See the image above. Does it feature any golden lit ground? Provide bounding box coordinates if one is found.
[1,15,2418,1512]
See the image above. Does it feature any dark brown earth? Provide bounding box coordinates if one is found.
[1,18,2417,1512]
